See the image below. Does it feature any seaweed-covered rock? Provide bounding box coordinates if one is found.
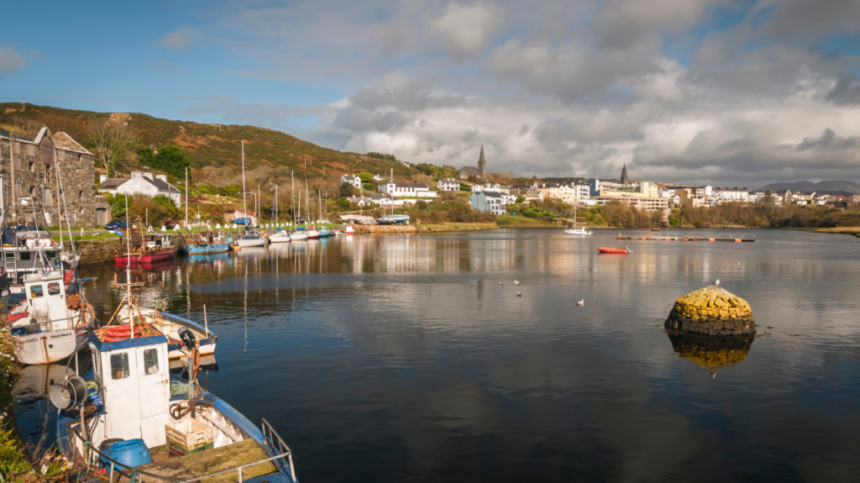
[668,332,755,372]
[664,285,755,336]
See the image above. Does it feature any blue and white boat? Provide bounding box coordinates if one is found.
[182,230,234,255]
[51,294,298,482]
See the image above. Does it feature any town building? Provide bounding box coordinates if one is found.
[0,127,111,226]
[472,182,503,194]
[437,178,460,192]
[712,187,749,204]
[340,174,362,190]
[377,181,438,199]
[346,196,372,207]
[470,191,506,215]
[592,196,669,211]
[98,171,182,207]
[458,144,488,180]
[372,174,386,182]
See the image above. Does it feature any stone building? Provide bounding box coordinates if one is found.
[0,127,111,226]
[458,144,488,180]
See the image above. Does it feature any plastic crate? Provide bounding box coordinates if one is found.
[165,417,214,455]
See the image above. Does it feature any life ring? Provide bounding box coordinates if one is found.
[104,326,142,342]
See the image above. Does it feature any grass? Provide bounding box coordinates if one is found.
[495,215,558,228]
[417,222,498,232]
[813,227,860,234]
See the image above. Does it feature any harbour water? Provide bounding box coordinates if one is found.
[16,229,860,482]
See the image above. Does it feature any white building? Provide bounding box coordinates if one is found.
[712,187,749,204]
[340,175,362,190]
[346,196,372,207]
[437,178,460,192]
[472,183,502,194]
[378,182,438,199]
[372,174,386,182]
[470,191,507,215]
[98,171,181,207]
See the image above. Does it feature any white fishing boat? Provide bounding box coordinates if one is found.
[269,230,291,243]
[50,303,298,482]
[565,204,592,236]
[8,270,96,365]
[290,230,309,241]
[306,228,320,239]
[344,225,355,235]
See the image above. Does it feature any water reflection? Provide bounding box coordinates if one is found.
[667,331,755,374]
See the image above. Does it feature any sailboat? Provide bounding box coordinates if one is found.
[269,185,291,243]
[317,189,331,238]
[565,203,592,236]
[305,178,320,239]
[236,141,266,248]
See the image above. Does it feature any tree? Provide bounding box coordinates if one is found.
[143,144,190,180]
[86,119,139,176]
[339,182,355,198]
[515,196,525,204]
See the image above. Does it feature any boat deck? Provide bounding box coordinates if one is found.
[137,439,278,483]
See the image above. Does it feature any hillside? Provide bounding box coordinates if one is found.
[758,180,860,195]
[0,103,417,181]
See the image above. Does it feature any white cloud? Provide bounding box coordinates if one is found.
[432,1,504,58]
[0,48,26,75]
[158,26,203,50]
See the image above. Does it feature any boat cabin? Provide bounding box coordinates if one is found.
[58,324,297,481]
[143,233,174,251]
[1,228,63,282]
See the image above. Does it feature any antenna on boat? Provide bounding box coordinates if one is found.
[125,195,134,337]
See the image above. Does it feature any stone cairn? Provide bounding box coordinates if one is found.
[664,285,755,336]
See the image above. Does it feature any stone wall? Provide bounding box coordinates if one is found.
[664,285,756,336]
[0,130,110,227]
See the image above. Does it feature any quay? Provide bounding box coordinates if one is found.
[617,234,755,242]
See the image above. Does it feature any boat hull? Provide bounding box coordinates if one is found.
[115,247,178,266]
[15,328,78,365]
[598,247,628,254]
[290,232,309,241]
[307,230,320,239]
[565,229,592,235]
[184,242,232,255]
[236,238,266,247]
[269,233,291,243]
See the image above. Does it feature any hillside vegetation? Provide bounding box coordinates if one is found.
[0,103,416,181]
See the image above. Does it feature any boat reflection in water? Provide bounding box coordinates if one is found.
[185,252,232,264]
[667,331,755,375]
[14,362,82,399]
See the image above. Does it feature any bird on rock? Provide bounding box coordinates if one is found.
[577,300,584,306]
[715,279,720,286]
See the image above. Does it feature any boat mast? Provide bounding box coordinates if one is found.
[54,144,75,254]
[305,177,310,229]
[291,170,294,227]
[185,167,188,231]
[241,141,247,233]
[124,194,133,338]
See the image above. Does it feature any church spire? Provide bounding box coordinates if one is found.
[620,163,628,183]
[478,144,487,179]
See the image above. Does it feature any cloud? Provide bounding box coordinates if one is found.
[0,48,26,75]
[432,1,504,59]
[158,26,202,50]
[825,75,860,105]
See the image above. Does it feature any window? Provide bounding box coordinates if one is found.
[43,188,52,207]
[20,252,31,261]
[30,285,43,298]
[29,161,34,172]
[110,353,130,379]
[143,349,159,375]
[47,282,60,295]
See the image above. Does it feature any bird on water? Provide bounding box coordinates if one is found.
[577,300,584,306]
[499,281,504,286]
[715,279,720,286]
[517,292,522,297]
[514,280,520,286]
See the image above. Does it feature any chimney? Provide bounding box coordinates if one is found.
[131,171,142,179]
[155,174,167,182]
[99,174,108,183]
[143,172,154,180]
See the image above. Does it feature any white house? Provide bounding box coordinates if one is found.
[470,191,507,215]
[98,171,181,206]
[346,196,372,207]
[378,182,438,199]
[340,174,362,190]
[372,174,386,182]
[437,178,460,192]
[712,187,749,204]
[472,183,502,194]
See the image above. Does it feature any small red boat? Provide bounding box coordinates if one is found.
[115,232,178,266]
[598,247,629,254]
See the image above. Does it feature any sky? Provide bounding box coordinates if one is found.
[1,0,859,187]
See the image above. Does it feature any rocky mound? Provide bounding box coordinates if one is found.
[664,285,755,336]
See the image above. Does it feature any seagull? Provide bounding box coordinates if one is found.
[499,281,504,286]
[514,280,520,286]
[577,300,584,306]
[714,279,720,286]
[517,292,522,297]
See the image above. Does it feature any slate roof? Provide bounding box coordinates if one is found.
[52,132,92,154]
[99,178,128,190]
[459,166,481,175]
[394,183,428,189]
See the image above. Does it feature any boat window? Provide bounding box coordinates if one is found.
[30,285,43,298]
[45,251,56,259]
[143,349,159,375]
[110,353,130,380]
[47,282,61,295]
[20,252,31,261]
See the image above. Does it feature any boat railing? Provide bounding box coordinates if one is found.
[71,427,297,483]
[262,417,298,481]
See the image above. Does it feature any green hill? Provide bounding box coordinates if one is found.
[0,102,416,180]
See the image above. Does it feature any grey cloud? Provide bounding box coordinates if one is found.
[351,74,466,111]
[0,48,26,75]
[766,0,860,41]
[158,27,202,50]
[825,75,860,105]
[332,105,410,133]
[796,128,860,152]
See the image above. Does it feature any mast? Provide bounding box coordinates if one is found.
[305,177,310,229]
[185,167,188,231]
[274,185,278,226]
[124,194,133,337]
[241,141,247,232]
[54,144,75,253]
[291,170,294,227]
[9,133,15,206]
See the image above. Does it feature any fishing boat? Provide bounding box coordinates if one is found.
[318,227,331,238]
[50,299,298,482]
[344,225,355,235]
[1,208,66,283]
[378,214,410,225]
[597,247,630,254]
[306,227,320,239]
[182,230,233,255]
[115,231,178,267]
[290,228,309,241]
[7,270,96,365]
[565,204,592,236]
[236,231,266,248]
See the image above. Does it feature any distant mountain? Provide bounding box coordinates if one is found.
[757,180,860,195]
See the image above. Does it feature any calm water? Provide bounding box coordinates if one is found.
[16,229,860,482]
